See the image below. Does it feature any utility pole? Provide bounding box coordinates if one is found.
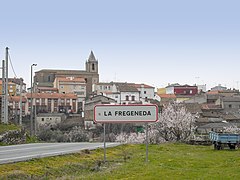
[5,47,9,124]
[19,78,23,125]
[30,64,37,135]
[1,48,9,124]
[1,60,5,123]
[34,81,37,135]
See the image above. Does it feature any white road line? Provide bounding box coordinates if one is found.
[0,144,116,164]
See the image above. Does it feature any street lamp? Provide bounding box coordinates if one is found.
[30,63,37,136]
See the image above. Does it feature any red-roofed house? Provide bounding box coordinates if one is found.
[53,76,86,102]
[25,93,78,114]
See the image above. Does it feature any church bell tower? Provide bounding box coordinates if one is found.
[86,51,98,73]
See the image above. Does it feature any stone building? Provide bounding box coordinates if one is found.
[34,51,99,97]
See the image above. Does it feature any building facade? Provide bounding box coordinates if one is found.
[53,76,86,102]
[93,82,155,104]
[34,51,99,97]
[166,84,198,96]
[25,93,78,114]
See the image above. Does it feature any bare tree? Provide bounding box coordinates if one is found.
[151,102,197,142]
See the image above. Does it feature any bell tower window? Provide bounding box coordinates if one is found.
[92,63,95,71]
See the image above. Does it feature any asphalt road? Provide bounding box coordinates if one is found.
[0,142,120,164]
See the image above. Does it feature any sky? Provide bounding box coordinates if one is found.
[0,0,240,90]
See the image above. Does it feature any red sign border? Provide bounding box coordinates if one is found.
[94,104,159,123]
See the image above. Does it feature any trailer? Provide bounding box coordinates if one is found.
[209,131,240,150]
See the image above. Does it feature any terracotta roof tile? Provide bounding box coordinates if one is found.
[207,90,219,94]
[201,104,222,110]
[158,94,176,98]
[9,96,27,102]
[129,83,154,88]
[56,77,85,83]
[26,93,77,99]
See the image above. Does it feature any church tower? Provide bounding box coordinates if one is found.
[85,51,98,73]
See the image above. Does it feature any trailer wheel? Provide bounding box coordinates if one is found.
[214,143,217,150]
[216,143,222,150]
[229,144,236,150]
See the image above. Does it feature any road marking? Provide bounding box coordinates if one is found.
[0,143,121,164]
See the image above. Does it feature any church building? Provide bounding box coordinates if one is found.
[34,51,99,97]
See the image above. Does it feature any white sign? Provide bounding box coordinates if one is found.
[94,104,158,123]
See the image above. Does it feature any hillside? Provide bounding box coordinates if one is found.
[0,123,20,134]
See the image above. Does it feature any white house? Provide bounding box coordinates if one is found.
[118,84,140,104]
[93,82,156,104]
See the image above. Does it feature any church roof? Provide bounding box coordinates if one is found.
[88,51,97,62]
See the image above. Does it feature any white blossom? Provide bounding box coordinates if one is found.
[151,102,197,142]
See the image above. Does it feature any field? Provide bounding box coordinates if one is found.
[0,143,240,179]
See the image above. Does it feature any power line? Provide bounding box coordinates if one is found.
[8,52,18,78]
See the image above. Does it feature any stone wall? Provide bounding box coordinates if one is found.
[0,129,27,145]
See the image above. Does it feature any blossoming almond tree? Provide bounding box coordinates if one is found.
[152,102,197,142]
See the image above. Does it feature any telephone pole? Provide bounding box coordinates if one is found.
[1,47,9,124]
[19,78,23,125]
[1,60,5,123]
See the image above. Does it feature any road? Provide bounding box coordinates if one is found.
[0,142,120,164]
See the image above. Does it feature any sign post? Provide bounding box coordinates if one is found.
[146,123,149,162]
[103,123,106,163]
[94,104,158,163]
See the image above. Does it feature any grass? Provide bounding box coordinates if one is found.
[0,143,240,179]
[0,123,20,134]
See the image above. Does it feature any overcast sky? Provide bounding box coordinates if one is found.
[0,0,239,90]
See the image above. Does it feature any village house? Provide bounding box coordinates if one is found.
[165,84,198,96]
[93,82,155,104]
[84,95,116,129]
[25,93,78,114]
[36,113,67,127]
[53,76,86,102]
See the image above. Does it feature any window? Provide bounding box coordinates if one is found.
[115,95,118,98]
[132,96,135,101]
[77,91,85,95]
[42,118,44,122]
[144,91,146,94]
[190,90,193,94]
[126,95,129,101]
[92,63,95,71]
[48,76,51,82]
[229,104,232,108]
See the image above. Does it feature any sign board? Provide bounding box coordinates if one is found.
[94,104,158,123]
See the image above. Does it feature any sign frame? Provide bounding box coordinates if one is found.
[94,104,158,123]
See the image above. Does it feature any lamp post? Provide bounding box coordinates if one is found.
[30,64,37,136]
